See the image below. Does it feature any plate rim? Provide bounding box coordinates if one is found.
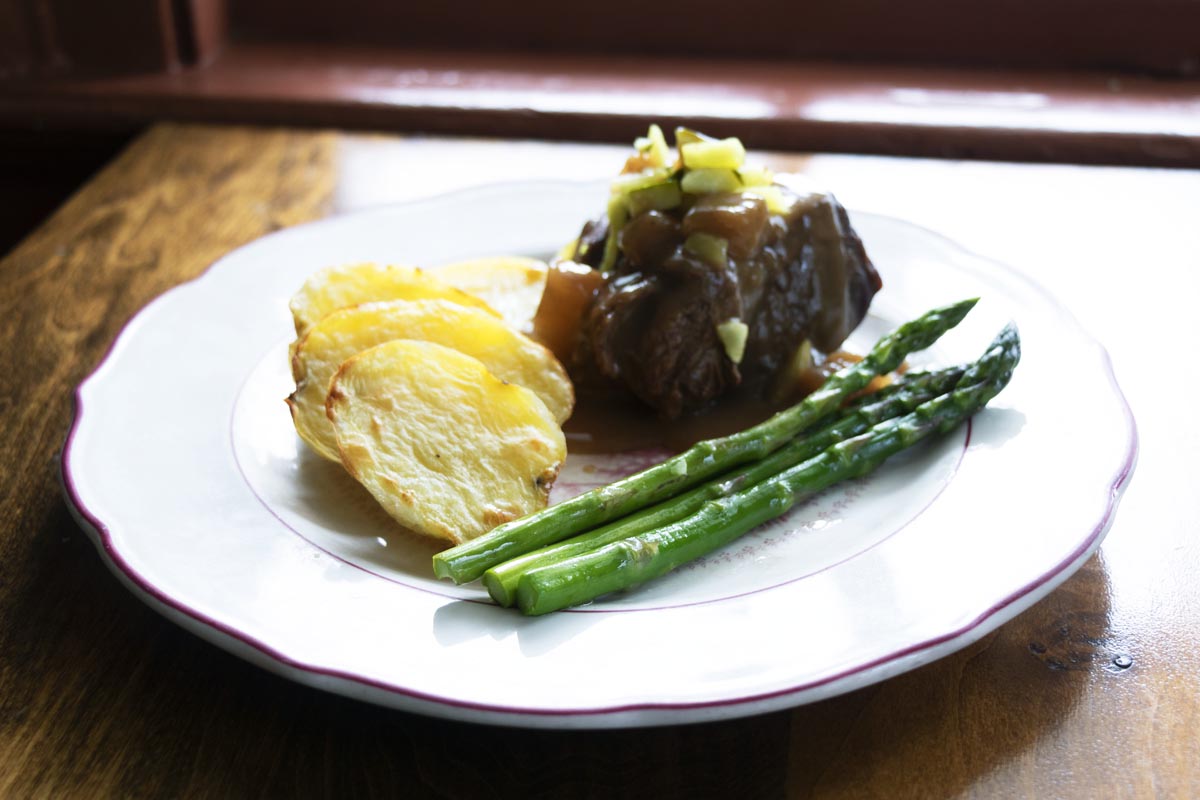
[59,180,1140,727]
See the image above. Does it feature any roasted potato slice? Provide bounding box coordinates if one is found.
[433,256,548,333]
[327,340,566,545]
[289,262,499,337]
[288,298,574,461]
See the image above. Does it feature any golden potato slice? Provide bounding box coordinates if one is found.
[288,298,574,461]
[433,256,548,333]
[327,340,566,545]
[289,262,499,337]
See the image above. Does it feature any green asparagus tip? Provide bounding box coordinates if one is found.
[945,297,980,321]
[932,297,979,330]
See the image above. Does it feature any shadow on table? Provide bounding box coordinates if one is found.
[783,553,1120,798]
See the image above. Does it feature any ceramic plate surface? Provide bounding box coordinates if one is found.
[62,181,1136,728]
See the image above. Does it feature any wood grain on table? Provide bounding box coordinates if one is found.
[1,123,1196,798]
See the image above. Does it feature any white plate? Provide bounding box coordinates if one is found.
[62,181,1136,729]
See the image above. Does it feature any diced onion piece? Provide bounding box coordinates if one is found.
[737,166,775,187]
[612,167,674,196]
[681,137,746,170]
[717,318,749,364]
[626,181,683,216]
[743,185,798,215]
[681,168,742,195]
[633,124,671,169]
[674,127,711,147]
[684,232,729,268]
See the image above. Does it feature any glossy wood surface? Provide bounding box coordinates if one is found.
[1,123,1197,797]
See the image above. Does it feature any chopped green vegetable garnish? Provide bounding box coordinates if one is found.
[681,137,746,170]
[674,127,710,147]
[612,167,674,196]
[717,318,749,363]
[634,124,671,168]
[737,166,775,187]
[593,125,788,273]
[684,232,729,268]
[627,181,683,216]
[681,168,742,195]
[601,195,630,273]
[743,185,796,215]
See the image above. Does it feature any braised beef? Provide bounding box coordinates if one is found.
[562,189,881,419]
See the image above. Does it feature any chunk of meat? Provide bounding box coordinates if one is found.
[558,188,882,419]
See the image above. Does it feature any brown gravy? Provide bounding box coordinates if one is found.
[564,391,789,455]
[562,349,893,455]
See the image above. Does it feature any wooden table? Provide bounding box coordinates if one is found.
[2,123,1197,798]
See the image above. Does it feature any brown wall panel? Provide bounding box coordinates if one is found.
[2,0,183,77]
[46,0,180,74]
[232,0,1200,76]
[0,0,36,78]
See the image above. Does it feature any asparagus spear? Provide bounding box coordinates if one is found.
[515,333,1018,615]
[957,320,1019,388]
[483,364,969,607]
[489,323,1020,607]
[433,298,980,584]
